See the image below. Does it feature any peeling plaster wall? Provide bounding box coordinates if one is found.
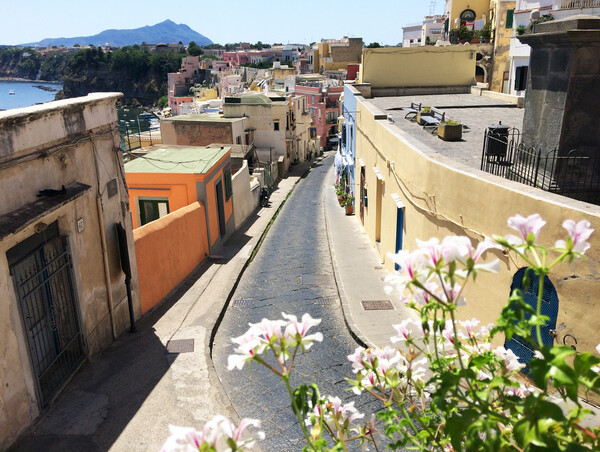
[0,93,141,449]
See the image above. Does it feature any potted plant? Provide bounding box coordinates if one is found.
[479,20,492,43]
[341,193,354,215]
[416,106,433,125]
[437,119,463,141]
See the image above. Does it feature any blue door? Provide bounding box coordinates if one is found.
[504,268,559,374]
[395,207,404,271]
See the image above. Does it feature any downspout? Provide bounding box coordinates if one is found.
[96,195,117,340]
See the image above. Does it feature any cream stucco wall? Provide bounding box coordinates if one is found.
[359,47,477,88]
[490,0,516,93]
[232,160,260,229]
[353,92,600,364]
[0,94,141,448]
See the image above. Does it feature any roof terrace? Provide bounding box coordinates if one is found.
[370,94,524,170]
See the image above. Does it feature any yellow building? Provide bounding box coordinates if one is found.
[489,0,516,93]
[313,37,363,74]
[349,83,600,366]
[445,0,491,30]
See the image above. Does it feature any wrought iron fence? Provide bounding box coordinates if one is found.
[481,128,600,204]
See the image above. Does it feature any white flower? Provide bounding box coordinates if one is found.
[494,346,526,374]
[505,214,546,245]
[282,312,323,349]
[391,318,420,342]
[555,219,594,254]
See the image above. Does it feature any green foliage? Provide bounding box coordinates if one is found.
[516,25,526,35]
[158,95,168,108]
[187,41,203,56]
[440,119,461,126]
[366,42,382,48]
[420,106,432,113]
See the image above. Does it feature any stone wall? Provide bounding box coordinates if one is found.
[161,119,233,146]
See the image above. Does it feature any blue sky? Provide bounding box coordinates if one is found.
[0,0,444,46]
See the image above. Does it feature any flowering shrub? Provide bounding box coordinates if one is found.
[162,215,600,451]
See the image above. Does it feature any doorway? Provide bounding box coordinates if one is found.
[8,222,86,407]
[216,179,226,237]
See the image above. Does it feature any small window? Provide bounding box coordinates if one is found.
[139,199,169,226]
[312,95,315,104]
[224,167,233,200]
[417,38,421,42]
[515,65,528,91]
[273,121,280,131]
[236,136,241,144]
[506,9,515,29]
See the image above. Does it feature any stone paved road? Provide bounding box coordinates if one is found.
[212,155,384,451]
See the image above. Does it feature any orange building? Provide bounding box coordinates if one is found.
[125,145,234,252]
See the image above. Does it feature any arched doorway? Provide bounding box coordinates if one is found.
[504,268,559,374]
[475,65,486,83]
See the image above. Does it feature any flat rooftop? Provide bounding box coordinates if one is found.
[124,145,230,174]
[163,113,242,123]
[370,94,524,170]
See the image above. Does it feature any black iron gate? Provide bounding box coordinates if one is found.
[8,222,86,407]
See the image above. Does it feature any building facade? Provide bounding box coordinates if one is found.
[0,94,141,448]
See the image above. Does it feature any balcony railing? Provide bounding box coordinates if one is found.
[558,0,600,9]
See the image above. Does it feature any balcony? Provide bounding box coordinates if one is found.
[556,0,600,8]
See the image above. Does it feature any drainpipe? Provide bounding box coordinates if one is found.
[96,196,117,340]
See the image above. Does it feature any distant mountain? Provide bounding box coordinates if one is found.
[22,20,212,48]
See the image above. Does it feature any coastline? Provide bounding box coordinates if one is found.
[0,77,61,84]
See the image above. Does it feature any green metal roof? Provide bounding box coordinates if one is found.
[124,146,230,174]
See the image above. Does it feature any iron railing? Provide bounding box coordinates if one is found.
[559,0,600,9]
[481,129,600,204]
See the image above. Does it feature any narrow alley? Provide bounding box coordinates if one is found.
[212,155,383,450]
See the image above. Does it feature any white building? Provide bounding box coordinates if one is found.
[508,0,600,95]
[402,23,423,47]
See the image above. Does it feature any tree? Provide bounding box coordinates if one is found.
[365,42,382,48]
[187,41,203,56]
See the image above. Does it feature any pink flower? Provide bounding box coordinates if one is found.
[391,318,420,342]
[458,318,480,339]
[248,318,287,342]
[227,327,266,371]
[506,214,546,245]
[416,237,442,267]
[555,219,594,254]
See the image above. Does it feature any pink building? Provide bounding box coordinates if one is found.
[223,51,250,66]
[294,85,343,148]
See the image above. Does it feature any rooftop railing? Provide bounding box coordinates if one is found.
[480,128,600,205]
[558,0,600,9]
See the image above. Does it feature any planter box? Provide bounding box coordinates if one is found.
[438,123,463,141]
[417,111,434,125]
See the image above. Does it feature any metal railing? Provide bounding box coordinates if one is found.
[559,0,600,8]
[481,129,600,204]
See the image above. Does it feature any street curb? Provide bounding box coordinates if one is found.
[207,160,317,359]
[322,163,371,350]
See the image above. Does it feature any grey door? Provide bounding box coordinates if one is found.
[7,222,86,407]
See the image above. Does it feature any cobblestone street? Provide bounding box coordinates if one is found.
[212,156,383,451]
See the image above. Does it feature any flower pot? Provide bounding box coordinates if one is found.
[345,205,354,215]
[437,123,463,141]
[337,194,344,205]
[417,111,433,125]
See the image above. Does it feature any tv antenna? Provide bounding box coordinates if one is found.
[429,0,438,16]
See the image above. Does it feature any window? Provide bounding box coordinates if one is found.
[506,9,514,29]
[224,167,233,200]
[273,121,280,131]
[139,199,169,226]
[312,95,315,104]
[417,38,421,43]
[236,136,241,144]
[515,66,528,91]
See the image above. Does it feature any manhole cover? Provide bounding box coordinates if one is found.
[361,300,394,311]
[232,299,254,307]
[166,339,195,354]
[301,274,330,286]
[314,297,336,305]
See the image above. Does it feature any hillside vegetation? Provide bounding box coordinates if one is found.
[0,46,187,105]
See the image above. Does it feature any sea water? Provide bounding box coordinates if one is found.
[0,80,62,110]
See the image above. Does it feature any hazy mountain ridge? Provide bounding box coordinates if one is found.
[22,20,212,48]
